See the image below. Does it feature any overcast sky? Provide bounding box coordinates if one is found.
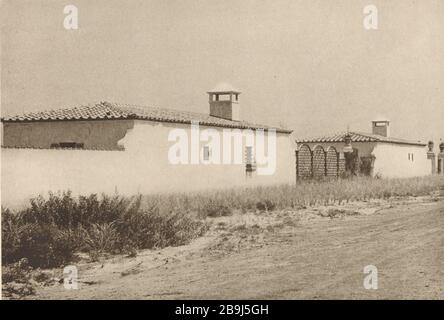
[1,0,443,144]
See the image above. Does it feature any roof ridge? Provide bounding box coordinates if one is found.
[102,101,272,126]
[301,130,348,141]
[103,101,216,118]
[298,130,425,146]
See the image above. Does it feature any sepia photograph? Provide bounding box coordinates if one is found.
[1,0,443,307]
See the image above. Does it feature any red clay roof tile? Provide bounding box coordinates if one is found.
[1,101,292,133]
[298,131,426,146]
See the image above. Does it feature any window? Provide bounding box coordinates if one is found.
[51,142,84,149]
[245,146,253,164]
[245,146,256,175]
[218,94,231,101]
[203,146,210,161]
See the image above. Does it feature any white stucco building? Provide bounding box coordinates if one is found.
[1,84,295,206]
[298,120,433,178]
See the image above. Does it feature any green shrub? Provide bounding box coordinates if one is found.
[1,214,78,268]
[2,192,207,268]
[2,258,36,299]
[114,204,207,249]
[83,223,119,258]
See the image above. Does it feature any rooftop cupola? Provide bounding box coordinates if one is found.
[207,83,241,121]
[372,119,390,137]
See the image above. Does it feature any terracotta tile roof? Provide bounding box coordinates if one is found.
[1,145,122,151]
[298,131,426,146]
[1,101,292,133]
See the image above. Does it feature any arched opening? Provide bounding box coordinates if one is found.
[326,146,338,177]
[312,145,326,178]
[297,144,312,179]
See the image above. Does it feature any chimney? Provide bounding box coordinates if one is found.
[207,83,241,121]
[372,119,390,137]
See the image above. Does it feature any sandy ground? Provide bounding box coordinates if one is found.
[31,195,444,299]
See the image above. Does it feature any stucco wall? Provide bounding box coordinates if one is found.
[2,120,134,149]
[372,143,430,178]
[1,120,295,207]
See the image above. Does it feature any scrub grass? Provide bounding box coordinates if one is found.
[142,175,444,215]
[2,175,443,298]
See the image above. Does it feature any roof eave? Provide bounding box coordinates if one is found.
[2,116,292,133]
[297,139,426,146]
[206,91,241,94]
[377,141,427,147]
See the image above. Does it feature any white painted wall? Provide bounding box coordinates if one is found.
[371,143,431,178]
[1,120,295,207]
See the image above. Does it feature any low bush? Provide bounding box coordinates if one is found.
[2,210,78,268]
[83,223,120,259]
[2,258,36,299]
[198,198,233,218]
[256,200,276,212]
[2,192,207,268]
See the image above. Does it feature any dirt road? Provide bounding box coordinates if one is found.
[34,197,444,299]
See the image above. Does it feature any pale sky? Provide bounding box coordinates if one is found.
[1,0,443,144]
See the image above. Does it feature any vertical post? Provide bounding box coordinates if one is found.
[439,143,444,175]
[336,152,340,178]
[427,152,436,175]
[310,150,314,179]
[324,150,328,177]
[295,150,299,183]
